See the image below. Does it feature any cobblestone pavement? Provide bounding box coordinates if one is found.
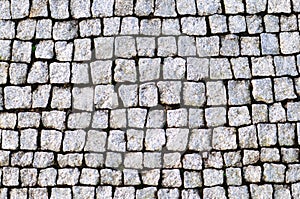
[0,0,300,198]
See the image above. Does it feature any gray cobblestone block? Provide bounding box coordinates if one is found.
[57,153,83,167]
[188,129,212,152]
[120,17,139,35]
[228,106,251,126]
[166,128,189,151]
[0,40,11,61]
[0,62,8,84]
[38,168,57,186]
[128,108,147,128]
[85,153,104,168]
[252,78,274,103]
[11,151,33,167]
[32,85,51,108]
[135,0,154,16]
[71,63,89,84]
[63,130,86,152]
[264,15,279,32]
[33,152,54,168]
[140,19,161,36]
[183,82,205,107]
[0,150,10,166]
[96,186,113,199]
[21,168,37,186]
[196,36,219,57]
[51,87,71,109]
[207,82,227,106]
[183,153,202,170]
[136,187,156,199]
[226,168,242,185]
[10,188,27,199]
[177,1,196,14]
[220,34,239,56]
[244,165,261,182]
[20,129,37,150]
[274,77,296,101]
[55,41,73,61]
[40,130,62,152]
[139,58,160,82]
[124,152,143,169]
[9,63,27,85]
[154,0,176,17]
[119,84,138,107]
[280,32,300,54]
[28,61,48,83]
[57,168,80,185]
[158,37,177,57]
[49,0,69,19]
[258,124,277,147]
[184,171,202,188]
[205,152,223,168]
[181,17,206,36]
[16,19,36,40]
[205,107,226,127]
[145,129,165,151]
[51,188,72,199]
[0,113,16,129]
[281,15,297,31]
[0,0,10,19]
[137,37,155,57]
[261,147,280,162]
[224,0,244,13]
[67,112,91,129]
[212,127,237,150]
[252,56,275,76]
[0,21,13,39]
[94,37,113,59]
[12,40,32,63]
[228,80,251,105]
[1,130,18,150]
[229,15,246,33]
[281,148,299,163]
[252,104,268,124]
[146,110,165,128]
[241,36,260,56]
[18,112,40,128]
[246,15,263,34]
[287,102,300,121]
[162,169,182,187]
[238,125,258,148]
[274,56,298,76]
[250,185,273,199]
[4,86,31,109]
[53,21,78,40]
[209,15,228,33]
[203,187,226,199]
[36,19,52,39]
[178,36,196,56]
[90,61,111,84]
[157,81,181,105]
[246,0,267,13]
[115,36,136,58]
[80,169,99,185]
[103,17,120,36]
[79,19,101,37]
[114,187,136,198]
[163,152,181,168]
[3,167,19,186]
[101,169,122,185]
[29,188,48,199]
[11,0,29,19]
[126,129,144,151]
[162,19,180,35]
[210,58,232,79]
[124,169,142,185]
[203,169,223,186]
[243,150,260,165]
[141,168,160,184]
[261,33,279,55]
[228,186,249,199]
[95,85,118,109]
[114,59,136,82]
[107,130,126,152]
[110,109,126,128]
[49,62,70,84]
[70,0,90,18]
[74,38,91,61]
[72,87,94,111]
[263,163,286,182]
[224,151,242,167]
[268,0,291,13]
[187,58,209,81]
[197,0,222,15]
[286,164,300,183]
[274,185,292,199]
[189,109,204,128]
[30,0,48,17]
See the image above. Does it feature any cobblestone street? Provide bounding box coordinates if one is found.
[0,0,300,198]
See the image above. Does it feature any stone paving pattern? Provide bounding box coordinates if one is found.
[0,0,300,198]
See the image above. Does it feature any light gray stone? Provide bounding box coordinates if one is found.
[53,21,78,40]
[9,63,27,85]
